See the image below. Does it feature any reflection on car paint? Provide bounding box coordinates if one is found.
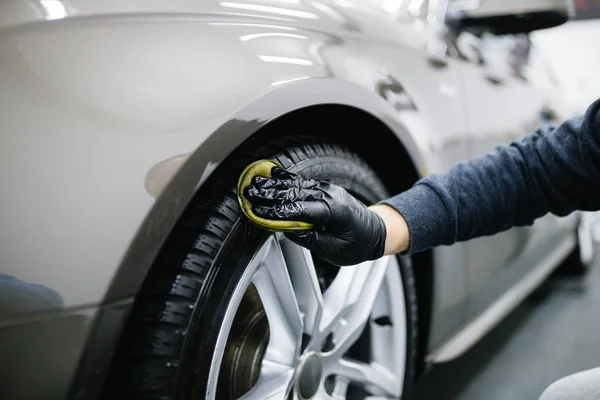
[0,274,64,320]
[374,69,417,111]
[145,153,191,198]
[219,1,320,19]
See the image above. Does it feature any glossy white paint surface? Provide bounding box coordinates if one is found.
[0,3,448,309]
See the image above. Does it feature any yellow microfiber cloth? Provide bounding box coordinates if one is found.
[237,159,314,232]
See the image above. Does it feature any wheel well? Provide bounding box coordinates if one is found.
[258,104,434,380]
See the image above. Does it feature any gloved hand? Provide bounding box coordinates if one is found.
[244,167,387,266]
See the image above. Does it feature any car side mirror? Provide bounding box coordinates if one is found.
[446,0,574,34]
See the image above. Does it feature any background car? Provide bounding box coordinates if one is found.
[0,0,588,399]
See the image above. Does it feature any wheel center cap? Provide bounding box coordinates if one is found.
[296,352,323,399]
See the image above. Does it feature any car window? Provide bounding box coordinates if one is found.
[447,0,600,20]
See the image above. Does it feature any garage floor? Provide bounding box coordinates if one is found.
[412,246,600,400]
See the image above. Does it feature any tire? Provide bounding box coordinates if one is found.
[101,134,419,400]
[560,212,595,275]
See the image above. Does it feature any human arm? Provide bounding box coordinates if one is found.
[368,204,410,255]
[381,98,600,254]
[245,98,600,264]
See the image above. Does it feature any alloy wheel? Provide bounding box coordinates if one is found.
[206,233,407,399]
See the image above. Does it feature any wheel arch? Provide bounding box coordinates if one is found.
[104,79,433,299]
[98,79,435,384]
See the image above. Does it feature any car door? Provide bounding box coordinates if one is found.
[448,27,563,321]
[377,0,474,346]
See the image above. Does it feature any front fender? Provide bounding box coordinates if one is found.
[107,77,432,301]
[0,13,444,312]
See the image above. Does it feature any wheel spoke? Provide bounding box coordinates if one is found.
[252,236,303,366]
[280,237,324,336]
[330,377,350,399]
[320,257,390,356]
[239,360,294,400]
[330,358,401,397]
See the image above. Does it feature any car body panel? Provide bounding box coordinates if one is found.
[0,0,469,345]
[450,29,576,322]
[0,299,133,400]
[0,306,97,400]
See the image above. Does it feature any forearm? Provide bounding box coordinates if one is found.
[379,98,600,255]
[369,204,410,254]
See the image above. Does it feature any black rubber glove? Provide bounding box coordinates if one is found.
[244,167,387,266]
